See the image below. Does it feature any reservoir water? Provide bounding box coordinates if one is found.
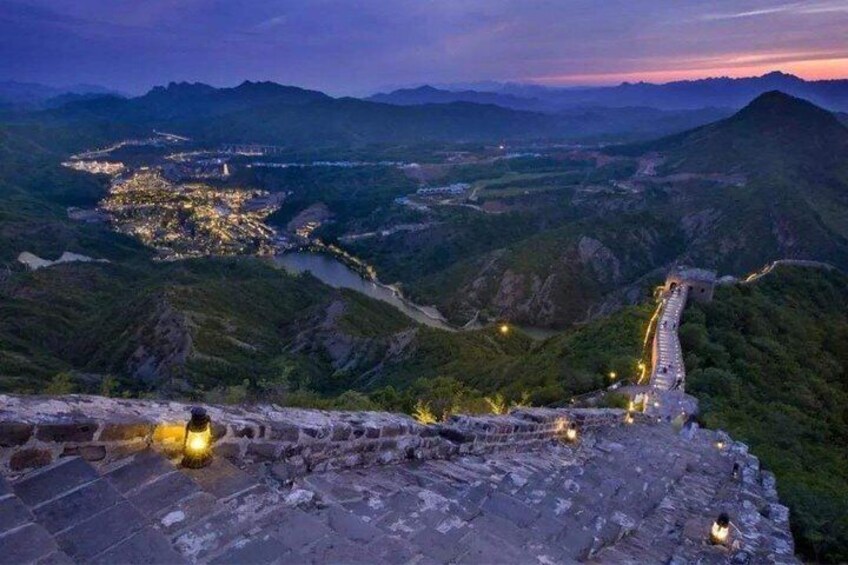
[273,252,454,330]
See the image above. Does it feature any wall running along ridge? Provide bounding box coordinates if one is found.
[0,395,652,477]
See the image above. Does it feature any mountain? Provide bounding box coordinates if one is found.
[347,92,848,329]
[432,72,848,112]
[24,81,719,149]
[614,91,848,271]
[0,81,122,109]
[634,90,848,177]
[367,85,549,112]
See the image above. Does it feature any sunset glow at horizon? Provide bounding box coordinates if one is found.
[528,58,848,87]
[2,0,847,95]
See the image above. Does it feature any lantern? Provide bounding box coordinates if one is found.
[499,323,509,335]
[565,422,578,442]
[608,371,617,380]
[715,440,725,450]
[710,513,730,545]
[182,407,213,468]
[625,412,634,425]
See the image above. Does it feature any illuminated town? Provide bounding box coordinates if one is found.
[101,169,284,259]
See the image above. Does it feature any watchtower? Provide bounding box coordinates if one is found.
[664,267,716,303]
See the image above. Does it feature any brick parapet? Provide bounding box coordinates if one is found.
[0,394,644,478]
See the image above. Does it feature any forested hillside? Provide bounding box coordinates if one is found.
[682,267,848,562]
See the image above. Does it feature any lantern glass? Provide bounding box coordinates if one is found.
[182,407,213,468]
[710,513,730,545]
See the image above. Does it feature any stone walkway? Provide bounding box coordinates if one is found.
[650,286,687,392]
[0,422,796,564]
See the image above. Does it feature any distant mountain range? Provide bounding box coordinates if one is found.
[24,80,733,150]
[0,81,123,109]
[370,72,848,112]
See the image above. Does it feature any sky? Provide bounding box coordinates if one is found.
[2,0,848,96]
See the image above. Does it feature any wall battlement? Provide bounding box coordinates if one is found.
[0,394,650,478]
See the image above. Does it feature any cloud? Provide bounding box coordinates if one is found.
[701,1,848,21]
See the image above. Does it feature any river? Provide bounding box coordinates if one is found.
[274,251,562,339]
[273,252,454,330]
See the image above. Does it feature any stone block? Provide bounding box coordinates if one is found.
[331,425,352,442]
[246,441,280,460]
[0,523,59,563]
[13,457,98,506]
[89,527,187,564]
[10,447,53,471]
[127,471,199,517]
[99,422,153,442]
[105,450,176,494]
[439,427,474,444]
[36,422,98,443]
[155,492,221,537]
[34,479,122,534]
[0,422,33,446]
[56,502,145,561]
[0,495,32,533]
[61,444,107,462]
[209,534,291,565]
[269,423,300,442]
[182,456,257,500]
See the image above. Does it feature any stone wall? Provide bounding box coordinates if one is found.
[0,394,648,478]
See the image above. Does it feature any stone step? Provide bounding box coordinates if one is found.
[6,455,186,564]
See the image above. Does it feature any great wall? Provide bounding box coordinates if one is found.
[0,265,805,564]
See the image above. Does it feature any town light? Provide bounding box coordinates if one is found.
[182,407,213,468]
[609,371,617,380]
[499,323,510,335]
[710,513,730,545]
[566,422,578,442]
[715,440,725,450]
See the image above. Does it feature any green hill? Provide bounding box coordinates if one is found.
[682,267,848,562]
[638,91,848,178]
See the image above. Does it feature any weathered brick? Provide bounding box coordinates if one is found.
[62,444,107,462]
[0,496,32,533]
[99,422,153,442]
[270,424,300,442]
[36,422,98,443]
[10,447,53,471]
[56,502,145,561]
[0,523,58,563]
[13,457,99,506]
[332,425,352,442]
[34,479,121,534]
[0,422,33,446]
[246,442,281,460]
[216,442,243,460]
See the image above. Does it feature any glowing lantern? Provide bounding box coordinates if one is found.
[608,371,617,380]
[715,440,725,450]
[566,422,578,442]
[499,323,510,335]
[182,407,213,468]
[625,412,634,425]
[710,513,730,545]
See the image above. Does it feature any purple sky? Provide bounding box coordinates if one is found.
[2,0,848,96]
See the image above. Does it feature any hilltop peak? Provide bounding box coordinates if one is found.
[637,92,848,176]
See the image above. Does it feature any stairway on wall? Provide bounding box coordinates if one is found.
[0,422,796,564]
